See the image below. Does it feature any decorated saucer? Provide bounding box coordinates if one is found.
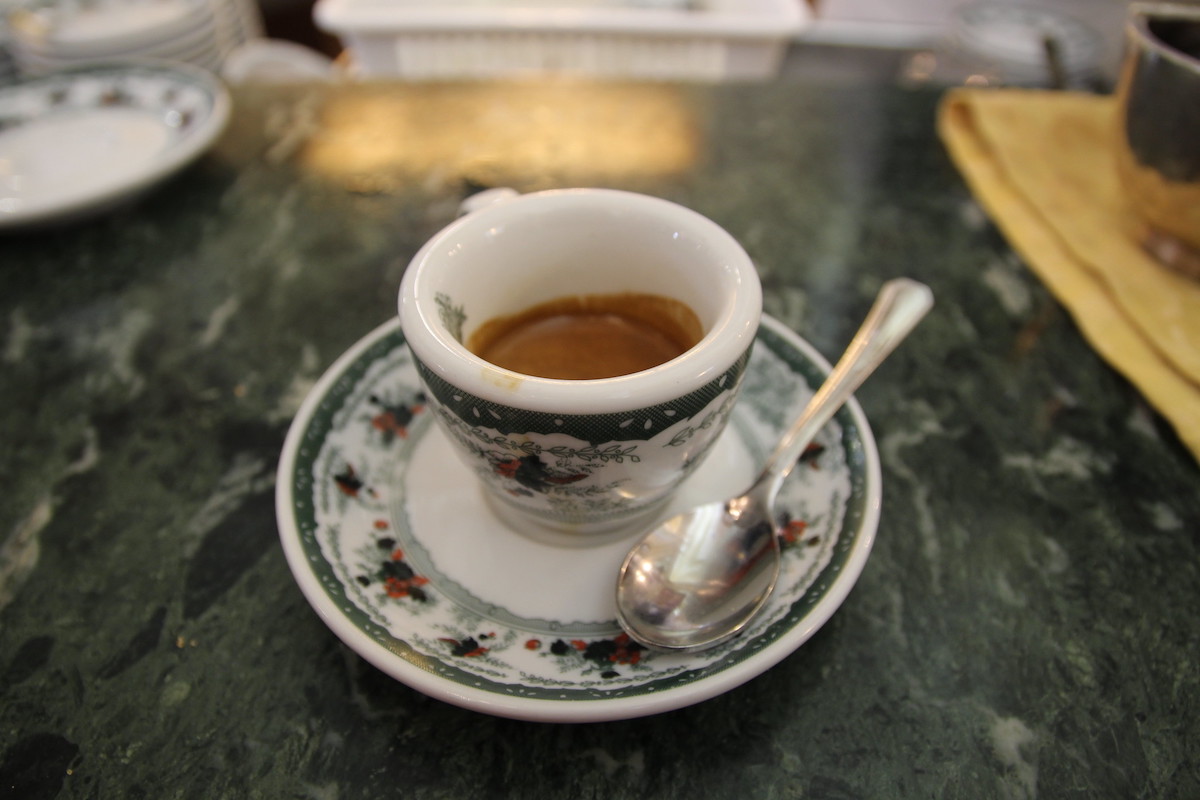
[276,314,881,722]
[0,61,230,229]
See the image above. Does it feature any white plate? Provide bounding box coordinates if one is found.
[276,314,881,722]
[0,61,230,229]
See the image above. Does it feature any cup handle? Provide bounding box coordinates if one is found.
[458,187,519,217]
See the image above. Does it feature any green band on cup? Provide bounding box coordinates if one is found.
[411,346,752,445]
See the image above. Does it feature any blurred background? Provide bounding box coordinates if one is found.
[263,0,1134,87]
[0,0,1153,91]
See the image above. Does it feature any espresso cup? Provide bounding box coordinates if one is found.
[398,188,761,542]
[1114,2,1200,278]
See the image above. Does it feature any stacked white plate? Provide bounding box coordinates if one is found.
[4,0,261,78]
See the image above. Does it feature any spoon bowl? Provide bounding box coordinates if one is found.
[614,496,779,650]
[616,279,934,652]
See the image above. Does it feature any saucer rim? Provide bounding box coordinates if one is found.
[276,313,882,723]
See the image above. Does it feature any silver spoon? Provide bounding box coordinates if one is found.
[615,278,934,652]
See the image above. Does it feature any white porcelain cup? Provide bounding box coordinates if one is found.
[398,188,761,543]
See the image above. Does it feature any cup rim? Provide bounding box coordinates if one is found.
[398,188,762,414]
[1128,2,1200,71]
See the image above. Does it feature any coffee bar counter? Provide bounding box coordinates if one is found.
[2,76,1198,798]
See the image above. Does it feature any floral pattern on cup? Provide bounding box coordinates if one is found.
[411,348,751,527]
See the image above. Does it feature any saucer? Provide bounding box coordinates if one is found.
[0,61,230,229]
[276,314,881,722]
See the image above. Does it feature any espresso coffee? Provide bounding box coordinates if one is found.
[468,293,703,380]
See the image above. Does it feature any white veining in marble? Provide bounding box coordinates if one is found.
[1126,403,1162,442]
[1039,536,1070,576]
[67,304,155,399]
[268,342,320,424]
[1060,639,1098,691]
[880,583,909,646]
[160,679,191,708]
[993,572,1028,608]
[958,198,989,231]
[1050,384,1079,410]
[578,747,645,778]
[1143,501,1183,532]
[989,714,1039,800]
[0,497,52,613]
[67,424,101,476]
[264,93,321,166]
[297,781,340,800]
[4,307,38,363]
[0,426,98,612]
[199,295,241,348]
[1002,436,1115,489]
[879,399,947,593]
[276,254,303,283]
[982,258,1033,317]
[182,453,273,553]
[297,782,340,800]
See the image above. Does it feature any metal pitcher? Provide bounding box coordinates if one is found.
[1115,2,1200,278]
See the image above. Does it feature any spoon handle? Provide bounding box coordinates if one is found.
[752,278,933,502]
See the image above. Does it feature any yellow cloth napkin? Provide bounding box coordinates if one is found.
[938,88,1200,463]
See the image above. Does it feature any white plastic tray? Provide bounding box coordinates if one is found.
[314,0,809,81]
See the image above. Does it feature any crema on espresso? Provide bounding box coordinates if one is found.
[467,293,703,380]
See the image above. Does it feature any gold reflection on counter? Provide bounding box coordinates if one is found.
[301,83,700,189]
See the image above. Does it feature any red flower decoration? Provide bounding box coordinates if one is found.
[781,519,808,545]
[609,633,643,665]
[384,575,430,598]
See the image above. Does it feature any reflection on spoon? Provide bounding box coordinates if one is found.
[615,278,934,652]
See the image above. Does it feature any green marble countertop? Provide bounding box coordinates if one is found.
[2,77,1198,799]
